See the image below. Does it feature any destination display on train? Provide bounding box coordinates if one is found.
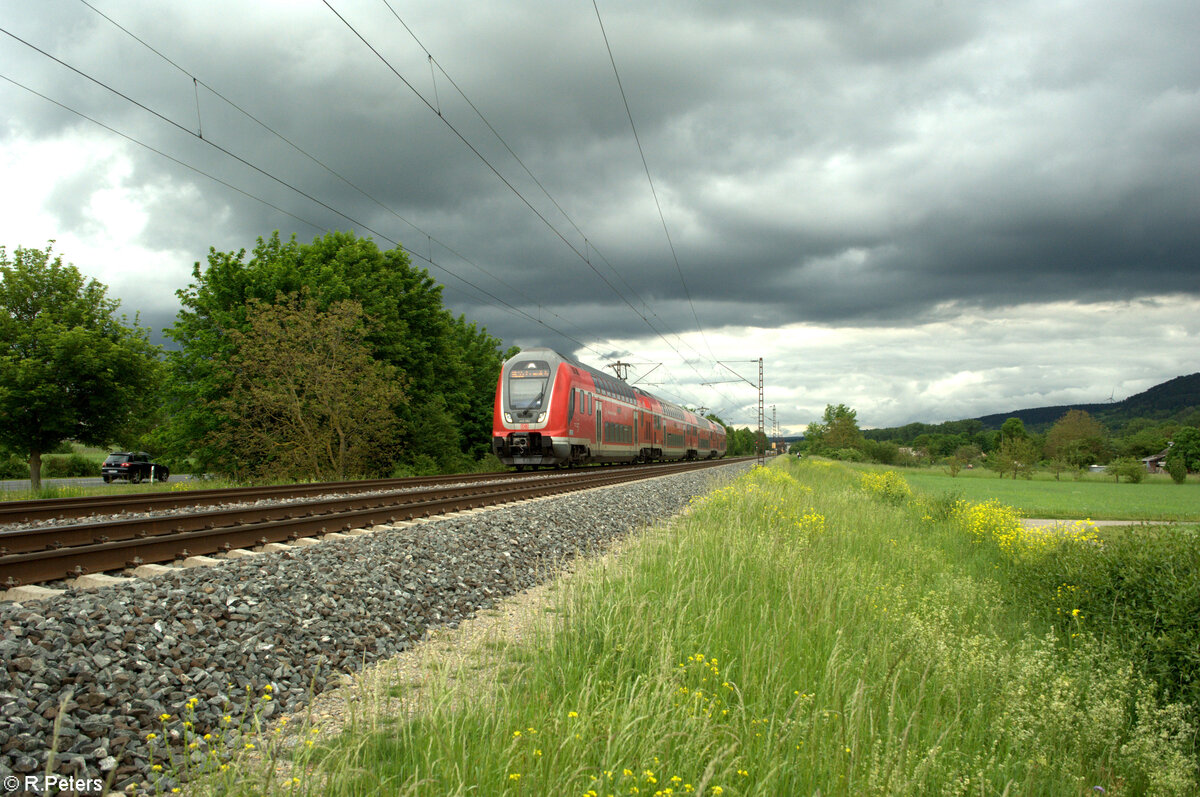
[512,362,550,378]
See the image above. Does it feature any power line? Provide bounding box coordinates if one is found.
[0,72,327,234]
[591,0,717,363]
[0,28,611,358]
[377,0,714,370]
[71,0,622,358]
[322,1,728,391]
[347,1,745,413]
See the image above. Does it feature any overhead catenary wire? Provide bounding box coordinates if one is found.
[0,72,326,234]
[591,0,718,364]
[0,29,611,359]
[377,0,713,371]
[321,1,730,398]
[70,0,623,359]
[350,1,744,413]
[74,0,735,413]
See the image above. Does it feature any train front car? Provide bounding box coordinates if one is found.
[492,349,574,468]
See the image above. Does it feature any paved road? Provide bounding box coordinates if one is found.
[1,475,193,492]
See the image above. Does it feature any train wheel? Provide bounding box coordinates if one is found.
[515,465,525,472]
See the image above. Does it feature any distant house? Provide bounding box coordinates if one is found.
[1142,445,1172,473]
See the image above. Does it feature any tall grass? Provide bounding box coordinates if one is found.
[213,460,1195,795]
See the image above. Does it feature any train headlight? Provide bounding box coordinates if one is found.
[537,413,546,422]
[504,413,513,423]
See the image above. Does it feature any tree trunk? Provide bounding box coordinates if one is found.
[29,448,42,491]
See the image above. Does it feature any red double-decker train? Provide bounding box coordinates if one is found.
[492,347,726,468]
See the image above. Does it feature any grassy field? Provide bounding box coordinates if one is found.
[0,478,224,503]
[855,463,1200,521]
[193,459,1196,796]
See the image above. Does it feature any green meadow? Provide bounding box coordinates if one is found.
[860,464,1200,521]
[197,459,1197,796]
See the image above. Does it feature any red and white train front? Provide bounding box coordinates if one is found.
[492,349,581,467]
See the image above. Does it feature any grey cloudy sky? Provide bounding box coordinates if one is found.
[2,0,1198,433]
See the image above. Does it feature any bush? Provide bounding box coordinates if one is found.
[861,439,899,465]
[1019,524,1200,717]
[858,469,912,504]
[1109,457,1146,483]
[391,454,440,478]
[1165,453,1188,484]
[0,454,27,479]
[472,453,508,473]
[42,453,96,478]
[829,447,865,462]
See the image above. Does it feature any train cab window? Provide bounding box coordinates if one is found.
[508,360,551,409]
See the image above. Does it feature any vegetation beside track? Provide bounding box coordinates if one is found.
[199,458,1197,796]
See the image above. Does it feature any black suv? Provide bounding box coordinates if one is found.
[101,452,170,484]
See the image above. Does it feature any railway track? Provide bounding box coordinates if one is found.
[0,469,561,525]
[1,459,741,588]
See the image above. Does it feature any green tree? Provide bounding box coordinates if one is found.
[164,231,508,474]
[992,436,1040,480]
[806,404,862,453]
[724,426,758,457]
[1115,426,1168,459]
[212,293,403,481]
[1044,410,1109,467]
[1000,417,1027,443]
[0,244,160,488]
[861,439,900,465]
[1164,452,1188,484]
[1169,427,1200,471]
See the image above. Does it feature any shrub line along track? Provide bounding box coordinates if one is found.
[0,459,742,588]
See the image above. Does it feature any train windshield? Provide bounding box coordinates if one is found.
[508,360,551,409]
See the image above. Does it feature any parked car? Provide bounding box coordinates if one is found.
[101,452,169,484]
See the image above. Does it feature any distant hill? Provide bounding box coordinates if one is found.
[974,373,1200,432]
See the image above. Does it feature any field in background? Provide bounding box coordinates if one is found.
[853,461,1200,521]
[203,458,1197,795]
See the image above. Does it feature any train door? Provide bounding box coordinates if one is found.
[597,403,603,449]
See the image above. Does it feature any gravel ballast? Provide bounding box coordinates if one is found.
[0,464,746,793]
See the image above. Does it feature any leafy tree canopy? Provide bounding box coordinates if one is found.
[211,292,404,481]
[0,243,160,487]
[806,404,862,453]
[1000,417,1028,442]
[1044,409,1110,467]
[1169,427,1200,472]
[163,231,508,473]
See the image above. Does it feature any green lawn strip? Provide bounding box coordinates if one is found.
[880,466,1200,521]
[242,460,1193,796]
[0,479,237,502]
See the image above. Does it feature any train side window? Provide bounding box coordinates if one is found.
[568,389,575,422]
